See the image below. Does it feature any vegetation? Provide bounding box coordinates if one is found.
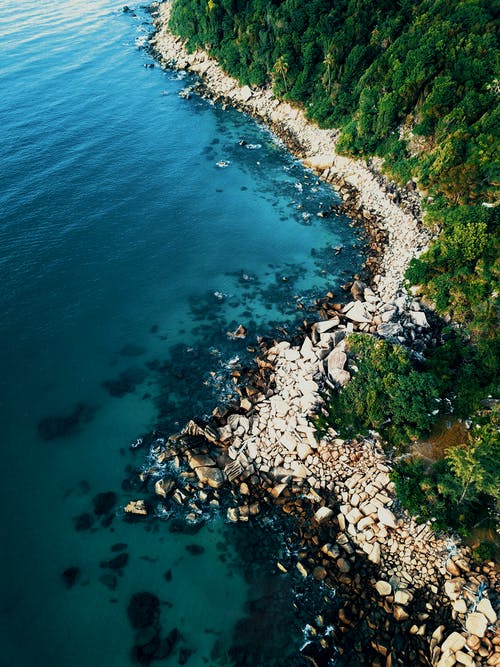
[316,335,440,448]
[391,405,499,536]
[168,0,499,541]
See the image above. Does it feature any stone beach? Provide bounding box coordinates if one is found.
[122,3,500,665]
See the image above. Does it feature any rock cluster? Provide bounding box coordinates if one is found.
[124,315,498,665]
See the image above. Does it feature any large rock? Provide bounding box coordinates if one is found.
[343,301,372,324]
[297,441,313,460]
[377,507,397,528]
[314,506,334,524]
[188,453,216,469]
[195,466,225,488]
[125,500,147,515]
[351,280,367,301]
[441,632,466,653]
[375,580,392,596]
[465,612,488,638]
[476,597,497,624]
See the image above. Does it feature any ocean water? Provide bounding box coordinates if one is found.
[0,2,364,665]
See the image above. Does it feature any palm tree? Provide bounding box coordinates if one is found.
[273,55,289,93]
[323,51,335,93]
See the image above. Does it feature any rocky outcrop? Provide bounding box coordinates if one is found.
[124,310,498,664]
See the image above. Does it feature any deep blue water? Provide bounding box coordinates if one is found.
[0,2,363,665]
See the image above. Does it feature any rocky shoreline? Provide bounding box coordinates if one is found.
[121,3,500,665]
[127,286,498,665]
[149,1,433,305]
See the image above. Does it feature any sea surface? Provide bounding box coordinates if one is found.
[0,2,364,665]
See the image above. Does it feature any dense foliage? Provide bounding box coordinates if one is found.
[316,335,440,447]
[391,405,499,538]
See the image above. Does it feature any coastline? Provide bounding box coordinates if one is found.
[149,1,433,305]
[130,3,500,666]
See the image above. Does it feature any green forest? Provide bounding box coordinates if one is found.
[168,0,499,547]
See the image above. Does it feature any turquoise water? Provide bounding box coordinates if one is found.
[0,2,363,665]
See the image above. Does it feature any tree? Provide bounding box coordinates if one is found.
[319,335,440,447]
[272,55,289,93]
[446,410,500,504]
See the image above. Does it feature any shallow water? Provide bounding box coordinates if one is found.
[0,2,364,665]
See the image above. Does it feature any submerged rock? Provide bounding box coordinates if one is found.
[37,402,96,441]
[101,553,129,570]
[61,566,80,589]
[185,544,205,556]
[127,591,160,630]
[73,512,94,531]
[93,491,118,516]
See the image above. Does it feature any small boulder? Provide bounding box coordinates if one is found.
[296,562,308,577]
[446,559,461,576]
[375,580,392,596]
[195,466,225,488]
[465,612,488,638]
[154,478,175,498]
[125,500,147,515]
[441,631,466,653]
[240,85,253,102]
[393,606,409,622]
[476,597,497,624]
[336,558,351,573]
[410,310,429,328]
[314,506,334,524]
[188,453,216,469]
[313,566,327,581]
[377,507,396,528]
[351,280,367,301]
[297,441,313,461]
[452,599,467,614]
[394,589,413,606]
[367,542,381,565]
